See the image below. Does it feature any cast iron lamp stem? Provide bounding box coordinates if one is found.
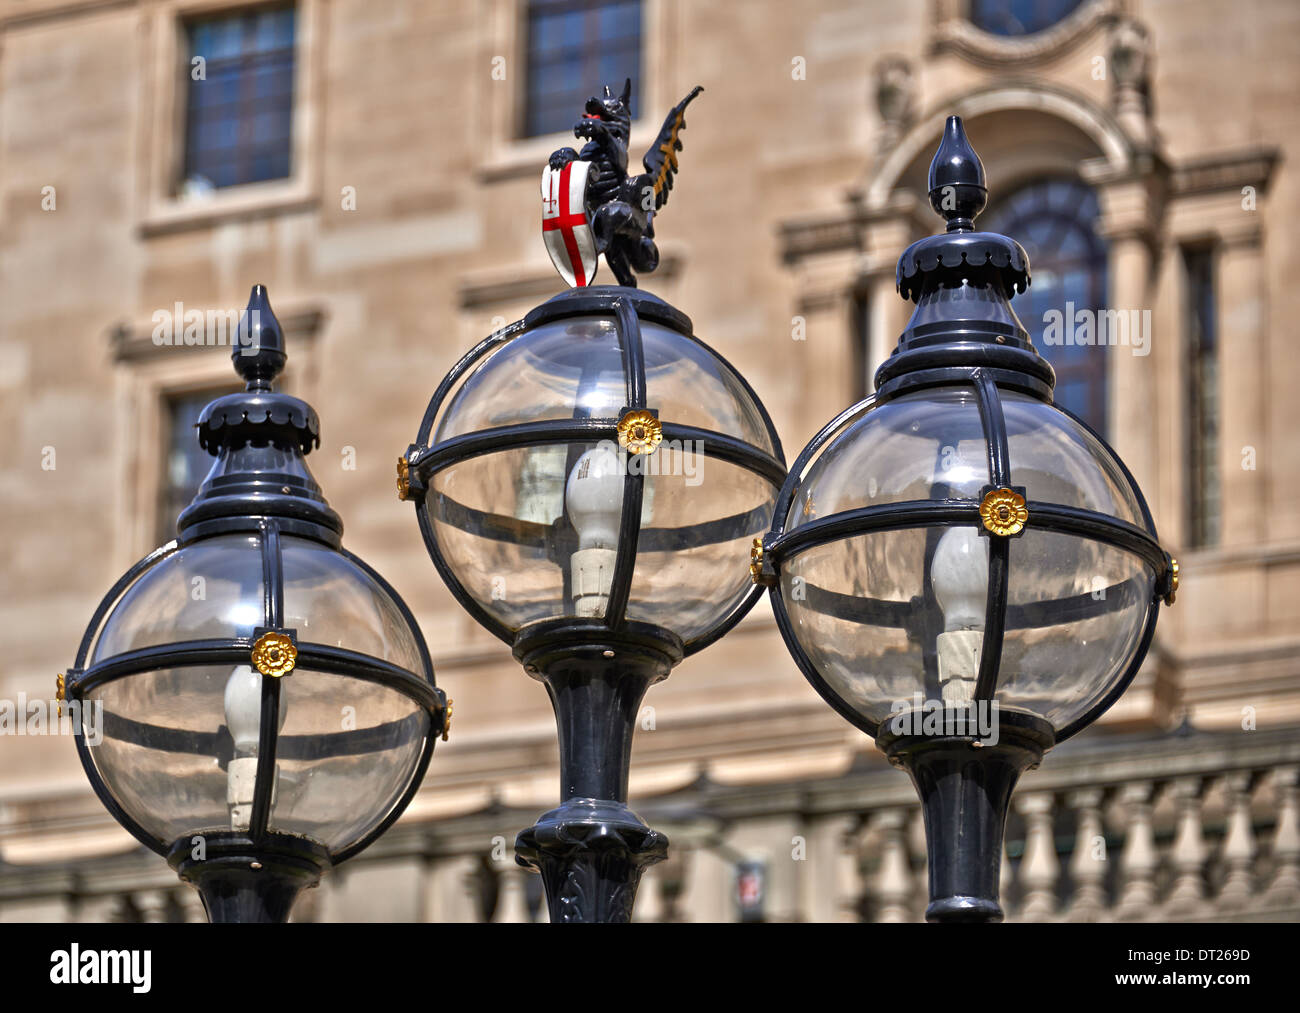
[513,620,679,923]
[878,712,1054,922]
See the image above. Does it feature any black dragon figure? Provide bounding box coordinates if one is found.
[547,78,703,288]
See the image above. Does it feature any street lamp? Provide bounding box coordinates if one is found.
[399,83,784,922]
[754,117,1177,922]
[64,285,449,923]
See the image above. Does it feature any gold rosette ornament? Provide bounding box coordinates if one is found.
[1165,558,1179,606]
[749,537,764,584]
[979,488,1028,537]
[251,631,297,678]
[396,456,411,501]
[617,409,662,454]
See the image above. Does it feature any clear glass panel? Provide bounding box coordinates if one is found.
[628,452,777,641]
[87,665,431,853]
[430,446,572,631]
[281,537,424,672]
[997,531,1155,729]
[87,667,232,845]
[781,525,1155,734]
[92,535,264,662]
[788,389,988,527]
[640,322,776,452]
[435,315,775,452]
[436,317,626,440]
[1002,392,1144,526]
[269,671,429,853]
[782,531,930,728]
[432,439,777,639]
[787,386,1147,530]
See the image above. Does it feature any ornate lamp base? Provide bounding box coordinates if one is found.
[512,619,681,923]
[877,709,1055,923]
[168,832,330,924]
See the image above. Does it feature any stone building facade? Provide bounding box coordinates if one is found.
[1,0,1298,921]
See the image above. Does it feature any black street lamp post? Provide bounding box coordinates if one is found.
[400,287,784,922]
[755,118,1178,923]
[65,286,449,923]
[399,81,785,922]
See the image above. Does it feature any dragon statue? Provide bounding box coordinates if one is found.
[543,78,703,289]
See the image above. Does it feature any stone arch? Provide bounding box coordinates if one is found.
[865,83,1135,210]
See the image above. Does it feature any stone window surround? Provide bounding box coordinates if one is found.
[136,0,325,237]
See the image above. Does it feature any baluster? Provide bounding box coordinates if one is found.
[1218,771,1257,909]
[839,820,866,922]
[133,889,170,924]
[1017,793,1059,921]
[1066,788,1108,921]
[1116,780,1158,918]
[1165,776,1208,918]
[1267,765,1300,906]
[493,865,530,922]
[633,869,664,922]
[870,808,914,922]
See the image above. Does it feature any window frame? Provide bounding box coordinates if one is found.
[137,0,323,236]
[981,176,1111,437]
[180,3,299,193]
[475,0,675,183]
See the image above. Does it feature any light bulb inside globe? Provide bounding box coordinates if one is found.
[564,443,625,617]
[223,665,288,829]
[930,527,989,704]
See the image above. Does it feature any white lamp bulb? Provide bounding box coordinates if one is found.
[565,444,625,549]
[930,527,990,703]
[565,444,625,616]
[931,527,989,632]
[223,665,288,829]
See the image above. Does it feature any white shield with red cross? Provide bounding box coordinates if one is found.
[542,160,598,288]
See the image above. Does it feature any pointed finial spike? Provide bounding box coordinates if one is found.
[232,283,286,388]
[927,116,988,232]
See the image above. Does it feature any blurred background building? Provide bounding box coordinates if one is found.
[2,0,1298,922]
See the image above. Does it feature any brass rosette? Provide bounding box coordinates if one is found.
[617,409,662,455]
[251,631,297,678]
[979,488,1028,537]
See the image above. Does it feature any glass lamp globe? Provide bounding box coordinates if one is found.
[65,287,448,922]
[401,288,785,657]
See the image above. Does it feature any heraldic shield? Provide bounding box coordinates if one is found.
[542,159,599,287]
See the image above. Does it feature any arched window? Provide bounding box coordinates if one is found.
[981,177,1109,435]
[970,0,1085,36]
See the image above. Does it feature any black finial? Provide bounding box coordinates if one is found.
[233,284,286,389]
[927,116,988,233]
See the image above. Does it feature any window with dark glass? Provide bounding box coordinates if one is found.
[182,4,296,192]
[982,178,1110,436]
[158,389,233,544]
[970,0,1084,36]
[523,0,642,138]
[1183,246,1220,548]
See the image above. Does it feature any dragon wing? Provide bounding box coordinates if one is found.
[642,86,703,211]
